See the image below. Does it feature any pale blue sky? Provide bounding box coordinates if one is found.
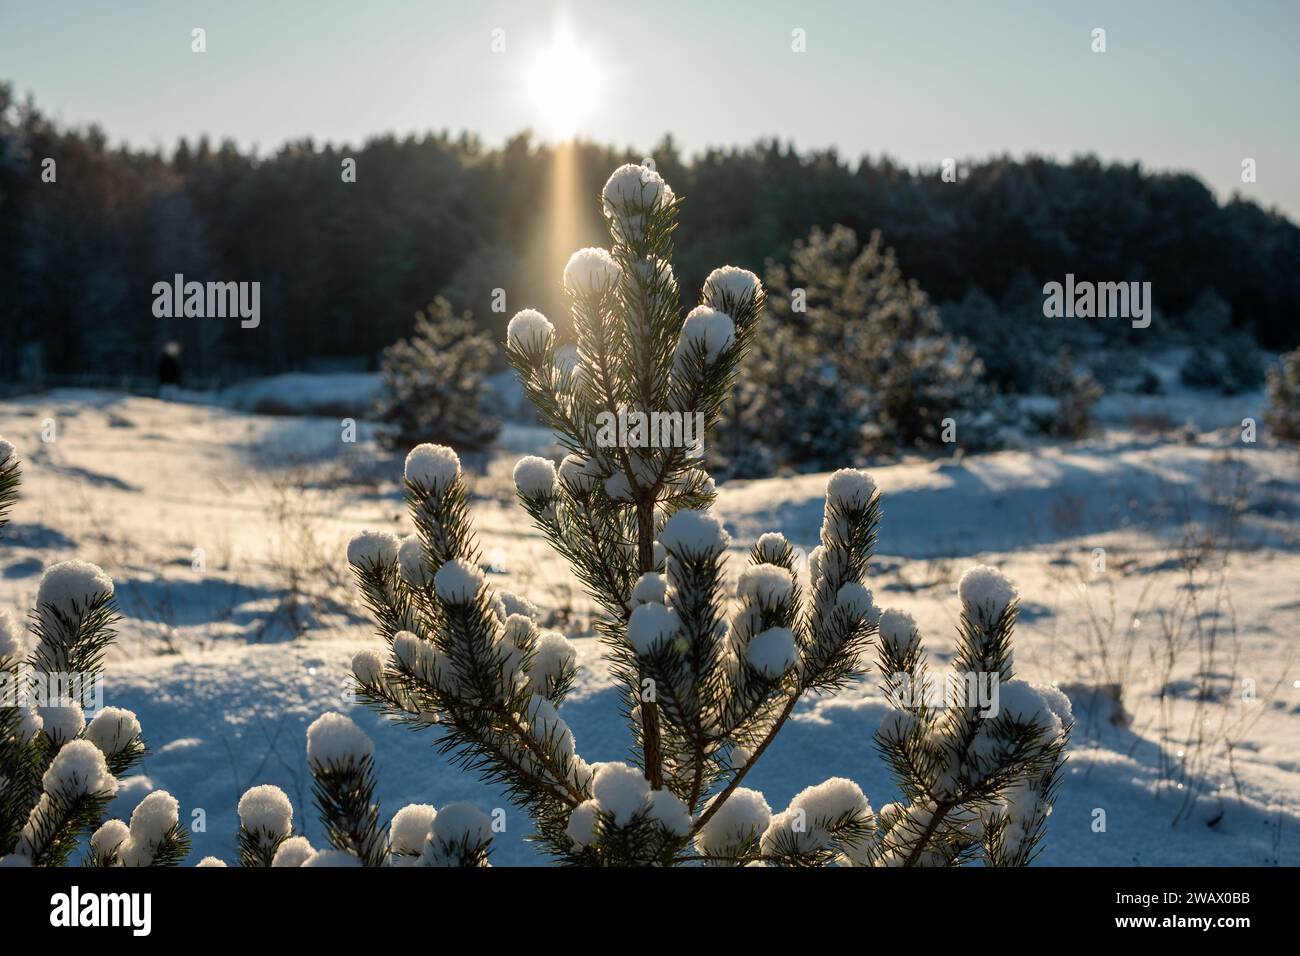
[2,0,1297,216]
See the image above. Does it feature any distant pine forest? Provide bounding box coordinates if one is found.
[2,82,1297,384]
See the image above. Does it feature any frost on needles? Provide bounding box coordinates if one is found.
[325,164,1071,866]
[0,438,191,867]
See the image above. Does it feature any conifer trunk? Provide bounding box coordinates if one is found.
[636,494,664,789]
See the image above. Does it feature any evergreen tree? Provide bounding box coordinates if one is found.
[942,284,1062,395]
[1033,347,1104,438]
[1221,334,1265,394]
[327,165,1070,866]
[0,437,189,867]
[872,571,1071,866]
[1179,345,1222,390]
[718,225,989,476]
[1265,348,1300,443]
[1179,289,1265,395]
[375,297,501,451]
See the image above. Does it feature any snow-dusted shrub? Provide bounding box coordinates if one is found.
[1179,345,1222,390]
[942,287,1054,395]
[338,165,1068,866]
[1221,335,1265,394]
[226,717,494,867]
[1029,347,1104,438]
[0,443,189,867]
[1179,292,1265,398]
[716,225,990,476]
[375,297,501,451]
[1178,288,1264,393]
[1265,348,1300,443]
[1181,337,1264,395]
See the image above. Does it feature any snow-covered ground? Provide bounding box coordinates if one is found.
[1,385,1297,866]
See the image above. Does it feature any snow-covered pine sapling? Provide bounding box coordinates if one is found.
[341,164,893,866]
[246,713,494,867]
[871,566,1072,866]
[0,439,188,867]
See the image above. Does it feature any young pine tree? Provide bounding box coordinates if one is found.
[1032,347,1104,439]
[1264,348,1300,443]
[334,165,1070,866]
[0,436,190,867]
[375,297,501,451]
[717,225,989,475]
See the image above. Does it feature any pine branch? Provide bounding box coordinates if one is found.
[27,592,120,680]
[0,712,42,855]
[692,692,798,835]
[22,787,115,867]
[311,754,386,867]
[238,825,288,867]
[140,824,191,867]
[0,454,19,534]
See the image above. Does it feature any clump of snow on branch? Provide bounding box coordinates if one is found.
[433,557,485,604]
[958,564,1019,621]
[238,784,293,841]
[627,602,681,655]
[695,788,772,860]
[36,560,114,619]
[746,627,798,677]
[306,712,374,768]
[676,306,735,366]
[563,247,621,294]
[346,530,399,569]
[404,442,461,492]
[84,707,141,755]
[703,265,762,314]
[507,309,555,352]
[37,704,84,745]
[513,455,558,498]
[272,836,315,867]
[658,508,729,557]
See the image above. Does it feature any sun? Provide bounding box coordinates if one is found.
[526,28,601,139]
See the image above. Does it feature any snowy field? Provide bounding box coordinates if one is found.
[1,383,1297,866]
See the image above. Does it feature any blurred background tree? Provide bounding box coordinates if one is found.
[374,297,500,451]
[714,226,988,476]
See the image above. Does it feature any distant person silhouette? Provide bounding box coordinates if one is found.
[158,342,183,388]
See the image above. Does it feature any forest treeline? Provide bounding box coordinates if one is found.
[2,82,1297,382]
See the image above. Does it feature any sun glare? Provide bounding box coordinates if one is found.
[527,29,601,139]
